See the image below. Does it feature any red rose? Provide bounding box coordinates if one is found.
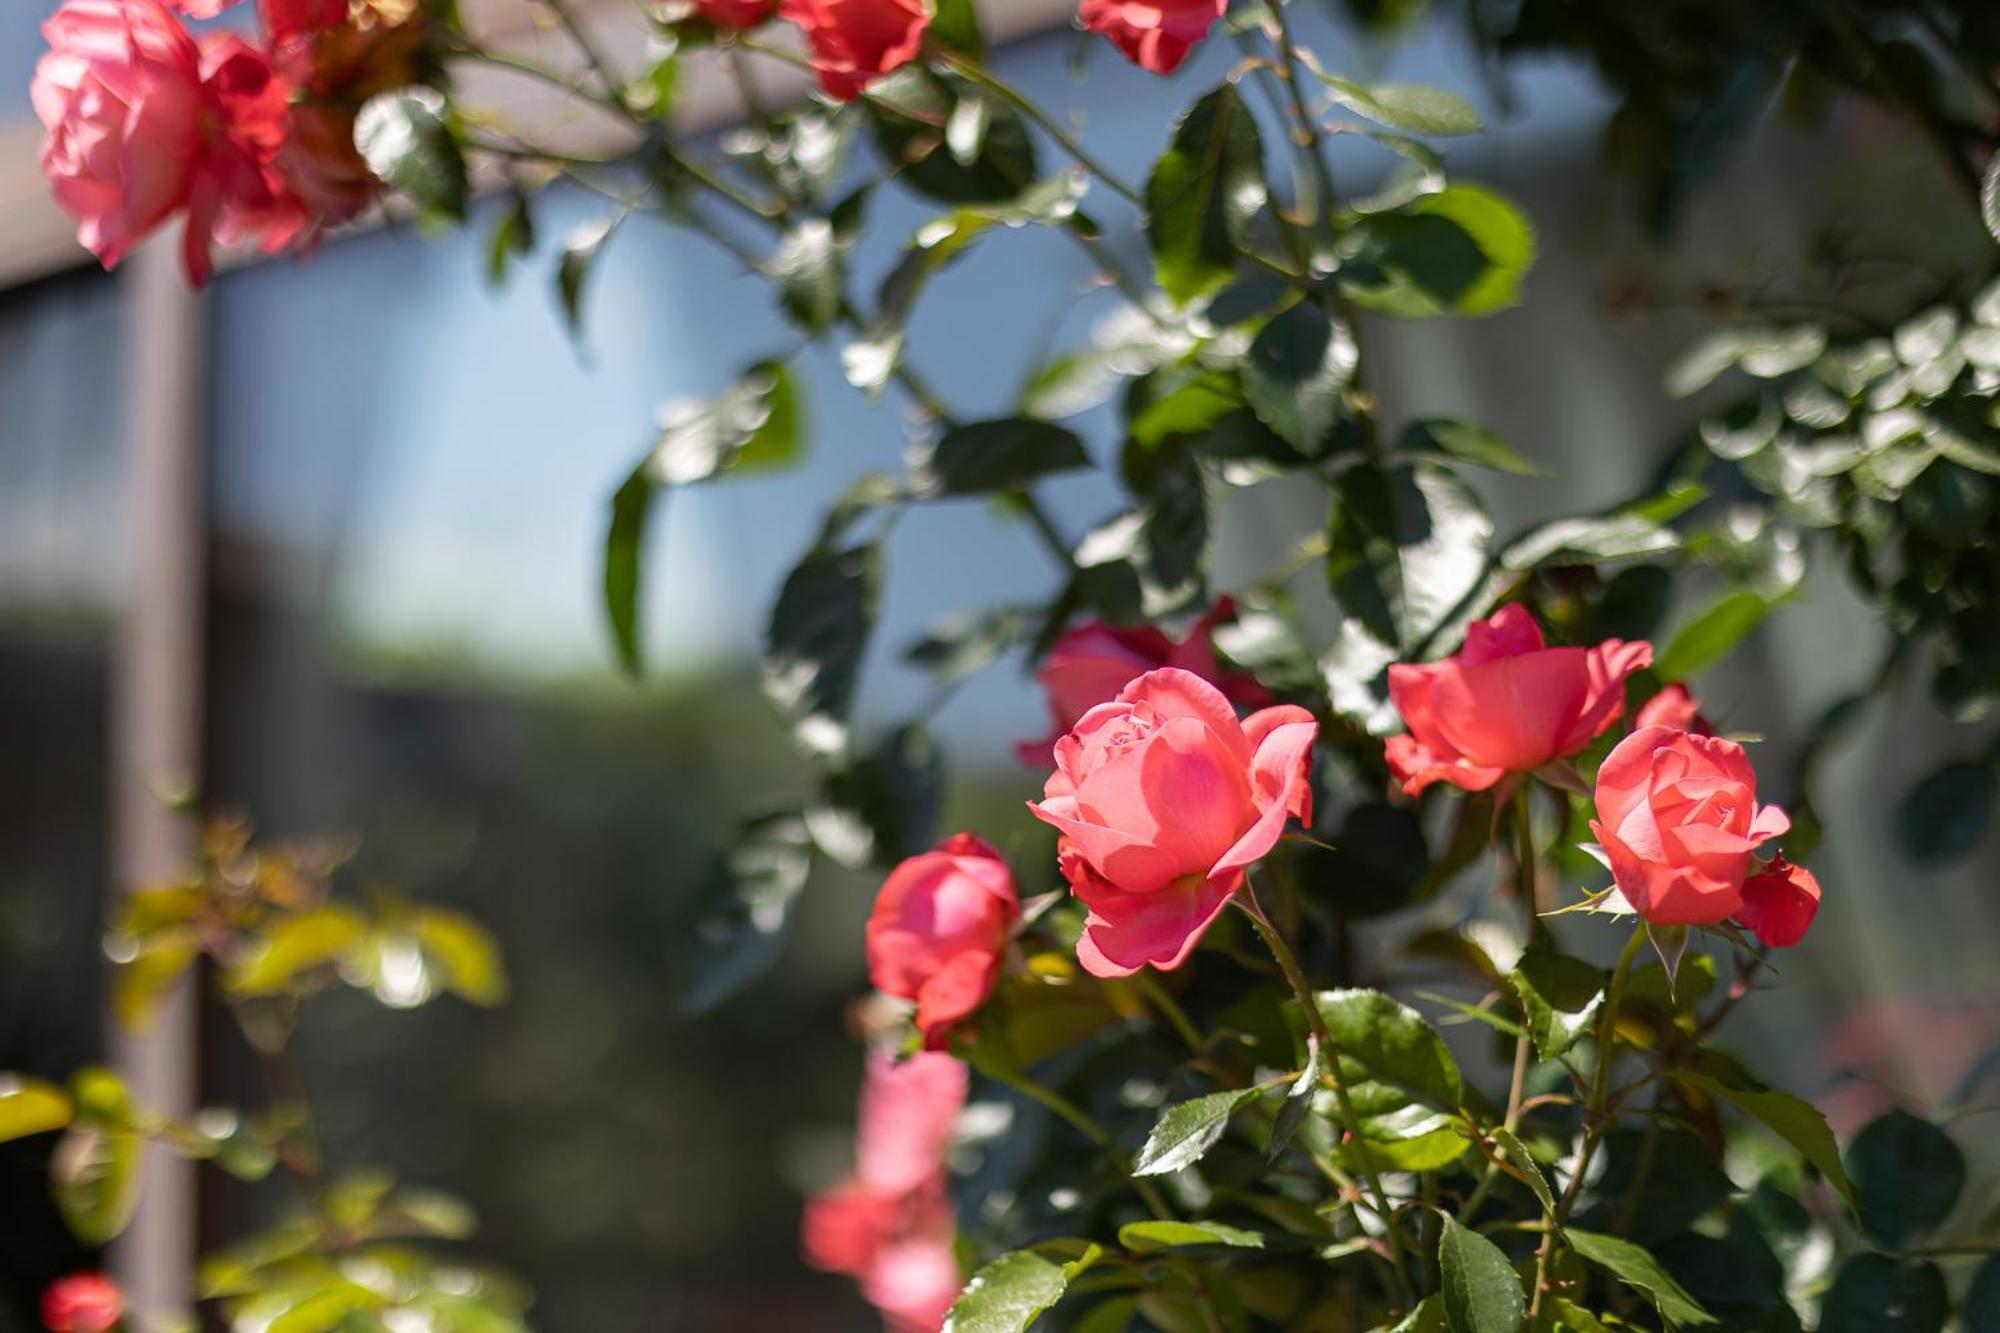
[867,834,1019,1050]
[1385,603,1652,797]
[41,1274,122,1333]
[1591,725,1791,927]
[777,0,928,101]
[1079,0,1226,74]
[803,1051,966,1331]
[693,0,776,28]
[1017,600,1272,768]
[1635,683,1715,736]
[1737,854,1821,948]
[33,0,306,285]
[1029,668,1318,977]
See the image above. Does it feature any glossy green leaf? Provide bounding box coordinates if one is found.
[1438,1217,1524,1333]
[1311,988,1464,1111]
[1327,462,1493,654]
[679,811,815,1014]
[1344,185,1535,319]
[1242,301,1357,452]
[1145,85,1268,305]
[920,419,1091,494]
[1507,947,1605,1060]
[763,539,882,754]
[1119,1219,1265,1251]
[945,1247,1089,1333]
[811,723,944,868]
[766,220,844,334]
[1564,1230,1716,1327]
[1674,1071,1853,1208]
[354,88,467,222]
[1316,74,1483,136]
[1489,1126,1556,1216]
[226,906,369,997]
[1397,419,1542,475]
[868,70,1037,205]
[1132,1087,1257,1176]
[1819,1254,1945,1333]
[0,1077,72,1142]
[1655,590,1773,681]
[1846,1110,1964,1248]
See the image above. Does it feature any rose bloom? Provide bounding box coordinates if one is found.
[1736,854,1820,948]
[804,1050,966,1331]
[1385,603,1652,797]
[1079,0,1227,75]
[1017,601,1270,768]
[777,0,928,101]
[867,834,1019,1050]
[1029,668,1318,977]
[693,0,775,27]
[41,1274,122,1333]
[33,0,306,285]
[1591,725,1791,928]
[1635,683,1715,736]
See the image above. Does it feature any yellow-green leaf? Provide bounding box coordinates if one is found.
[0,1076,73,1142]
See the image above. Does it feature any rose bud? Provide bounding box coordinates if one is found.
[777,0,928,101]
[1737,855,1821,948]
[42,1274,122,1333]
[1591,725,1791,928]
[1079,0,1227,75]
[1029,668,1317,977]
[1385,603,1652,797]
[866,834,1019,1049]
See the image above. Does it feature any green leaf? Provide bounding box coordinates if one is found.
[0,1077,72,1142]
[1346,1124,1469,1172]
[1963,1255,2000,1331]
[944,1248,1083,1333]
[1327,462,1494,654]
[51,1121,142,1245]
[1895,760,1997,866]
[1315,73,1483,136]
[1311,988,1464,1111]
[607,363,802,674]
[1489,1126,1556,1216]
[1343,185,1535,318]
[556,214,618,340]
[1507,947,1605,1060]
[1983,153,2000,245]
[408,908,508,1006]
[1563,1230,1716,1328]
[920,419,1091,494]
[1132,1088,1257,1176]
[1673,1071,1854,1209]
[1438,1217,1524,1333]
[354,88,468,222]
[1655,590,1773,681]
[1118,1220,1265,1251]
[680,811,814,1014]
[226,906,369,997]
[1845,1110,1964,1248]
[113,933,199,1036]
[1397,419,1542,475]
[1819,1254,1946,1333]
[930,0,985,58]
[1498,491,1692,571]
[1145,85,1268,305]
[763,540,883,754]
[483,190,535,287]
[811,723,944,868]
[868,70,1037,206]
[906,607,1029,684]
[765,220,845,334]
[1242,301,1357,452]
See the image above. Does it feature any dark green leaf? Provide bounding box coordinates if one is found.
[1565,1230,1715,1327]
[1963,1256,2000,1331]
[1819,1255,1946,1333]
[354,88,468,222]
[1132,1088,1257,1176]
[1311,988,1464,1111]
[869,70,1037,205]
[906,607,1029,685]
[1655,590,1773,681]
[921,420,1091,494]
[930,0,984,57]
[1327,462,1494,653]
[483,191,535,287]
[1145,85,1268,305]
[1438,1217,1524,1333]
[1846,1110,1964,1248]
[604,472,654,678]
[1242,301,1357,452]
[1397,419,1542,475]
[1315,73,1483,136]
[813,723,944,868]
[1895,761,1997,866]
[1673,1071,1854,1208]
[556,214,618,340]
[1342,185,1535,319]
[680,812,814,1014]
[1119,1220,1265,1251]
[766,220,845,334]
[1489,1126,1556,1216]
[763,540,882,754]
[1268,1041,1319,1163]
[1507,947,1605,1060]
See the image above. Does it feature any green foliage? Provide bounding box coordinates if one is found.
[1132,1087,1258,1176]
[354,88,468,224]
[1563,1230,1716,1328]
[1145,85,1268,305]
[1437,1217,1523,1333]
[1847,1110,1966,1248]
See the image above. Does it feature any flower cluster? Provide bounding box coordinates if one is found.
[32,0,418,284]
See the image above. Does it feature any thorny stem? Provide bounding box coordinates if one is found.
[1529,927,1649,1316]
[1238,882,1419,1312]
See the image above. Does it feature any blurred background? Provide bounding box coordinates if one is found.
[2,0,1997,1327]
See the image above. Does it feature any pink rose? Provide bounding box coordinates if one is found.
[1385,603,1652,797]
[1591,725,1791,927]
[1737,855,1821,948]
[1635,683,1715,736]
[1017,600,1272,768]
[777,0,928,101]
[1028,668,1318,977]
[1079,0,1226,74]
[867,834,1019,1050]
[41,1274,122,1333]
[804,1051,966,1331]
[33,0,305,285]
[693,0,776,27]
